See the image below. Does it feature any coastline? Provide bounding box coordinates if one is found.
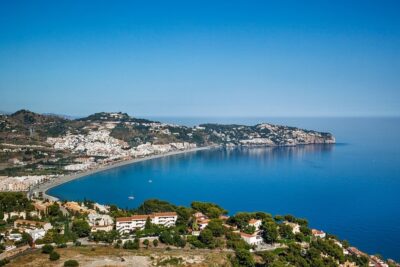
[31,145,217,201]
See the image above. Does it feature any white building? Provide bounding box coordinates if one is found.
[25,228,46,241]
[87,213,114,232]
[249,219,262,231]
[193,212,210,230]
[116,212,177,233]
[3,211,41,221]
[7,233,22,242]
[93,203,109,213]
[312,229,326,238]
[284,221,301,234]
[3,211,26,221]
[240,232,264,246]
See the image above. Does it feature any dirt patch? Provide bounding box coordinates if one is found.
[8,246,230,267]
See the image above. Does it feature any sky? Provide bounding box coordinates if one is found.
[0,0,399,117]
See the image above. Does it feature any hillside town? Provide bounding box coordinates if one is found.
[0,192,397,267]
[0,110,335,194]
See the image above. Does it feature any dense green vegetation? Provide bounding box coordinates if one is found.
[191,201,227,218]
[0,193,392,267]
[0,192,33,213]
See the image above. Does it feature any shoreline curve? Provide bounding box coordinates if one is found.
[30,145,217,201]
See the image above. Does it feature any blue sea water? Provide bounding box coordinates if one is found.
[49,117,400,260]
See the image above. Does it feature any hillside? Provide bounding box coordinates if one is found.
[0,110,335,177]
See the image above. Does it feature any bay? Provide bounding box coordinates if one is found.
[48,117,400,260]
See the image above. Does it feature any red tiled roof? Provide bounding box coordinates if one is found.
[116,217,135,222]
[249,219,260,224]
[240,232,257,238]
[312,229,325,235]
[197,219,210,224]
[152,212,177,217]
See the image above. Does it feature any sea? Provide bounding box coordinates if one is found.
[48,117,400,260]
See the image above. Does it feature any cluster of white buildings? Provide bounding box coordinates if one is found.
[116,212,178,233]
[13,219,53,241]
[47,129,131,159]
[131,142,196,157]
[47,126,197,169]
[0,175,53,192]
[3,210,41,221]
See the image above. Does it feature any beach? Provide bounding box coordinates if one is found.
[30,145,216,201]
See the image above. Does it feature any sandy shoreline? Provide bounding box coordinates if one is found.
[30,145,217,201]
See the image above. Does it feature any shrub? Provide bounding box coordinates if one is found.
[71,220,90,237]
[0,259,10,266]
[41,244,54,254]
[64,259,79,267]
[153,239,159,247]
[123,239,139,250]
[49,251,60,261]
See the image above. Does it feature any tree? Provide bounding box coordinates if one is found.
[64,260,79,267]
[144,217,152,230]
[300,225,312,236]
[136,199,176,214]
[42,244,54,254]
[143,239,149,248]
[71,219,90,237]
[48,203,62,217]
[153,239,159,247]
[274,215,284,222]
[279,224,294,240]
[283,214,295,222]
[16,232,33,247]
[262,222,278,244]
[341,240,350,248]
[198,229,216,248]
[242,225,256,235]
[123,238,140,250]
[233,248,255,267]
[90,230,119,244]
[205,219,224,237]
[49,251,60,261]
[191,201,227,219]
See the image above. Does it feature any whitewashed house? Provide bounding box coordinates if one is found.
[249,219,262,231]
[240,232,263,246]
[87,213,114,232]
[116,212,177,233]
[284,221,301,234]
[25,228,46,241]
[312,229,326,238]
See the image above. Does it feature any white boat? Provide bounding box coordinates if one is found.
[128,196,135,200]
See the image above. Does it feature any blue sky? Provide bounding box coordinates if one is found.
[0,0,399,117]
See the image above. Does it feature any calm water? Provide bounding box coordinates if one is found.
[49,118,400,260]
